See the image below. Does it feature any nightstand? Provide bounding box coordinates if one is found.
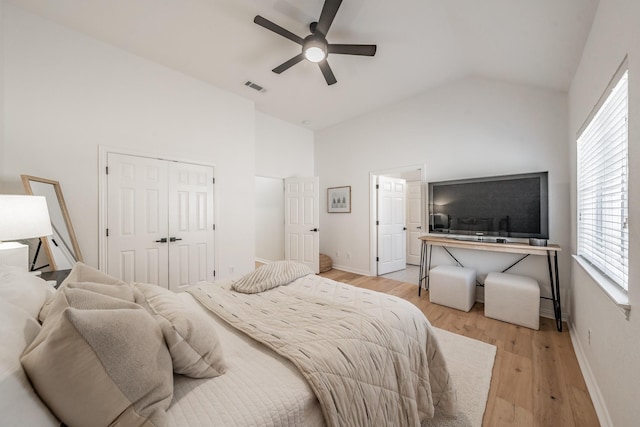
[40,269,71,289]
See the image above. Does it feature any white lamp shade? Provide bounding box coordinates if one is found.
[0,195,53,241]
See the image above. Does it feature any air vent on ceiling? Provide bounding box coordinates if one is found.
[244,81,266,93]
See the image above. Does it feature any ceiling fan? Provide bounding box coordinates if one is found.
[253,0,377,85]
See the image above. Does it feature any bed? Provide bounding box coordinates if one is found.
[0,262,457,426]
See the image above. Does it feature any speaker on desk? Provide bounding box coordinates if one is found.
[528,238,548,247]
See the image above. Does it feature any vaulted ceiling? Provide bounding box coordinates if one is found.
[8,0,599,130]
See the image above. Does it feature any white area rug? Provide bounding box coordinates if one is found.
[424,328,497,427]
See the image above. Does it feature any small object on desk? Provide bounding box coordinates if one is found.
[529,238,548,246]
[39,269,71,289]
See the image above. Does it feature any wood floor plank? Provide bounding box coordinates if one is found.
[316,268,600,427]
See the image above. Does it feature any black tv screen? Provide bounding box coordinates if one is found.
[428,172,548,239]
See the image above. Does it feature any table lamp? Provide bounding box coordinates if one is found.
[0,195,53,270]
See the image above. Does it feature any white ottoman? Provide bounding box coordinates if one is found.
[429,265,476,312]
[484,272,540,330]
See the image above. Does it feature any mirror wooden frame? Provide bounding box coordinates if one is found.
[21,175,83,271]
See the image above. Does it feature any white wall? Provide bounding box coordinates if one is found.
[255,111,314,178]
[568,0,640,425]
[0,1,4,184]
[315,77,570,315]
[255,176,284,262]
[1,3,256,278]
[254,111,314,262]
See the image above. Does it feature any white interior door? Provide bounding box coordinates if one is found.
[106,153,169,287]
[377,176,406,275]
[284,177,319,273]
[406,180,422,265]
[167,162,215,292]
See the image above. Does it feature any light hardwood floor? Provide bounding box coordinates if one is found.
[317,268,600,427]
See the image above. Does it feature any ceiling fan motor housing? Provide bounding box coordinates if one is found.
[303,33,328,62]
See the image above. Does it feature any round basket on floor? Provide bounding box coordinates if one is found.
[319,253,332,273]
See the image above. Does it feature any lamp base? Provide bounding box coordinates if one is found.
[0,241,29,270]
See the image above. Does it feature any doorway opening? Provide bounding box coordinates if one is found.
[369,164,426,285]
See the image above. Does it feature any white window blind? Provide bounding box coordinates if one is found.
[577,68,628,291]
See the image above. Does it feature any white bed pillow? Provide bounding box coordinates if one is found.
[231,261,313,294]
[0,300,59,426]
[134,282,226,379]
[0,265,54,318]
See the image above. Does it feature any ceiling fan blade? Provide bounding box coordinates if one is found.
[254,15,304,45]
[318,60,337,85]
[316,0,342,36]
[272,54,305,74]
[328,44,377,56]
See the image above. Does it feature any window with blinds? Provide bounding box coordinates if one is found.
[577,67,629,291]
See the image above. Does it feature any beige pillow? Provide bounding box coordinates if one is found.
[67,280,134,300]
[21,306,173,427]
[231,261,313,294]
[134,282,226,379]
[59,262,128,289]
[28,287,141,353]
[39,262,132,322]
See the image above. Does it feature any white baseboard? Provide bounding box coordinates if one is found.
[331,263,372,276]
[255,260,372,277]
[568,320,613,427]
[539,307,569,322]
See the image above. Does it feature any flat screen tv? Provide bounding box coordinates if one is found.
[428,172,548,239]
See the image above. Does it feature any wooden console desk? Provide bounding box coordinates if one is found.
[418,235,563,331]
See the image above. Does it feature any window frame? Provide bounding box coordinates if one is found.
[575,59,630,316]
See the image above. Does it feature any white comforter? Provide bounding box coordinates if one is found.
[169,275,457,426]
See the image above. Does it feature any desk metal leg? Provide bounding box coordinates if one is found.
[547,252,562,331]
[427,244,432,291]
[419,241,426,296]
[418,241,432,296]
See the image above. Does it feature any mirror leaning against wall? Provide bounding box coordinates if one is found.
[21,175,83,271]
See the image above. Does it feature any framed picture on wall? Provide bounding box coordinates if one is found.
[327,186,351,213]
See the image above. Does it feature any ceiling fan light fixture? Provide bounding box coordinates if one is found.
[303,34,327,63]
[304,46,326,62]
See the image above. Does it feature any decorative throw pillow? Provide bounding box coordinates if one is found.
[21,306,173,427]
[231,261,314,294]
[134,282,226,379]
[39,262,132,322]
[0,265,54,318]
[59,262,128,289]
[66,280,135,301]
[27,288,142,352]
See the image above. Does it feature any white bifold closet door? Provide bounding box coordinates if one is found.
[106,153,214,291]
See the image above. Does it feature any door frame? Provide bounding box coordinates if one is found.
[369,164,426,276]
[98,145,217,277]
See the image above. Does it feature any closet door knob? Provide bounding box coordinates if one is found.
[155,238,168,243]
[169,237,183,242]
